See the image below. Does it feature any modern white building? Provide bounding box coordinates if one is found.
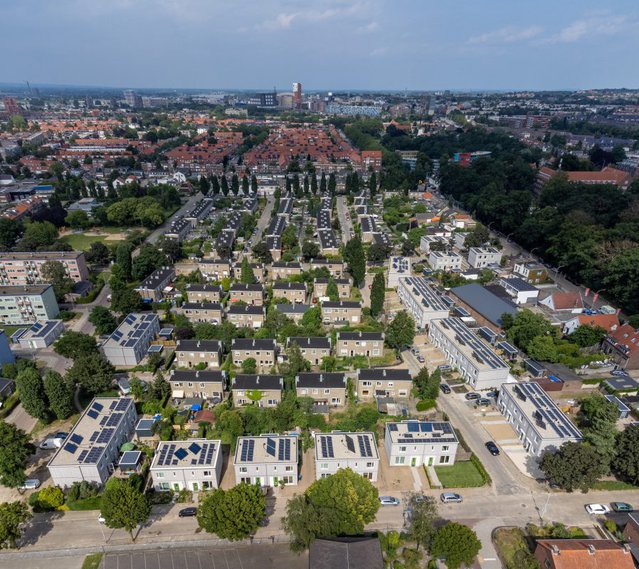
[102,313,160,366]
[467,247,502,269]
[12,319,64,349]
[387,256,411,287]
[498,382,582,456]
[47,398,137,487]
[429,317,510,389]
[150,439,223,491]
[384,421,459,467]
[397,277,450,329]
[234,435,298,487]
[0,284,59,325]
[314,431,379,481]
[498,277,540,305]
[428,251,462,271]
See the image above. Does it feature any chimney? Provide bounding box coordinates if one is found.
[319,374,323,383]
[587,544,596,555]
[256,376,260,384]
[197,340,200,348]
[550,544,560,556]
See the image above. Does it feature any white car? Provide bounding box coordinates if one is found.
[585,503,610,515]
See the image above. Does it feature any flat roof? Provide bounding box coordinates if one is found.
[450,283,517,327]
[432,317,509,371]
[315,432,378,461]
[500,277,538,293]
[48,397,134,467]
[235,435,297,465]
[0,284,53,296]
[605,377,639,391]
[12,320,62,340]
[386,421,458,445]
[151,439,221,469]
[0,251,83,260]
[398,276,449,312]
[103,313,158,349]
[502,382,582,440]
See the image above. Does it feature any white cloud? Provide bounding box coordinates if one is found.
[543,15,629,43]
[370,46,387,56]
[356,21,378,33]
[258,1,369,31]
[468,25,543,45]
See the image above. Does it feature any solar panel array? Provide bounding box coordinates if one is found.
[436,317,508,370]
[278,438,291,461]
[401,277,449,312]
[320,436,334,458]
[266,438,276,457]
[357,435,373,457]
[512,383,582,439]
[240,439,255,462]
[395,421,457,444]
[156,442,217,467]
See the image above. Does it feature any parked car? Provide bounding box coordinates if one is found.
[417,355,425,363]
[485,441,500,456]
[411,348,420,355]
[379,496,401,506]
[53,432,68,440]
[465,392,481,401]
[437,365,452,372]
[178,507,198,517]
[440,493,463,504]
[439,384,451,394]
[475,398,492,407]
[485,390,499,399]
[39,438,63,450]
[611,370,630,377]
[20,479,41,490]
[98,514,106,524]
[611,502,634,512]
[585,504,610,515]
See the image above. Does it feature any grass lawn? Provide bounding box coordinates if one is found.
[0,324,26,337]
[435,459,486,488]
[493,527,536,569]
[82,553,103,569]
[67,495,102,511]
[592,480,639,491]
[62,233,109,251]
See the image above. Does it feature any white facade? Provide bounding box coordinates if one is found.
[234,435,298,486]
[314,432,379,481]
[467,247,502,269]
[428,251,462,271]
[429,317,510,389]
[397,276,449,329]
[0,285,59,325]
[102,313,160,366]
[387,257,411,287]
[384,421,458,467]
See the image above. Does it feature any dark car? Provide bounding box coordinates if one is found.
[465,392,481,401]
[611,502,634,512]
[178,507,197,517]
[440,384,451,394]
[485,441,500,456]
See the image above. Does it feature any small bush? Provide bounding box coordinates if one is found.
[416,399,436,412]
[176,489,193,503]
[604,519,618,533]
[30,486,65,512]
[148,489,173,505]
[67,481,99,502]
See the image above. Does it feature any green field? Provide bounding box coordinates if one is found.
[82,553,103,569]
[435,460,487,488]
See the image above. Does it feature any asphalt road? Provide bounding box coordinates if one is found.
[250,195,275,250]
[335,196,353,244]
[145,192,204,247]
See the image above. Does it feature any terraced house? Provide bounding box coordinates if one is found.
[321,301,362,326]
[313,278,351,300]
[169,370,227,402]
[286,336,331,366]
[357,368,412,399]
[180,302,223,323]
[231,338,277,372]
[270,261,302,280]
[296,372,347,407]
[185,284,223,303]
[226,304,264,328]
[229,283,264,306]
[272,281,307,303]
[336,331,384,358]
[234,435,298,487]
[231,375,284,407]
[315,431,379,481]
[174,339,223,369]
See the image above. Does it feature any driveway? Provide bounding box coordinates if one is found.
[6,403,37,433]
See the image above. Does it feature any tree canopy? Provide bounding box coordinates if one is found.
[385,310,416,351]
[101,477,151,541]
[430,523,482,569]
[0,422,35,488]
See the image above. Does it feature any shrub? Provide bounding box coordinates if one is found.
[604,519,618,533]
[30,486,65,511]
[176,489,193,503]
[148,489,173,505]
[67,480,100,502]
[416,399,436,412]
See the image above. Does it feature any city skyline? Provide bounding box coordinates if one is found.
[2,0,639,91]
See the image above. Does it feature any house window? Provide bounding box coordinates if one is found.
[366,462,374,468]
[159,482,170,490]
[239,467,247,473]
[320,463,328,470]
[203,471,211,477]
[442,446,449,451]
[156,472,164,478]
[400,446,406,452]
[439,456,450,464]
[285,466,293,472]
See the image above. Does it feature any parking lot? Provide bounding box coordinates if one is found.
[102,544,307,569]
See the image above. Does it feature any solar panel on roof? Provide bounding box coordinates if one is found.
[90,431,99,442]
[175,448,188,460]
[64,442,77,453]
[78,450,88,462]
[388,424,398,431]
[116,399,129,411]
[266,438,276,457]
[87,409,99,420]
[31,322,43,332]
[345,435,355,454]
[125,315,135,325]
[70,433,83,445]
[407,422,419,432]
[92,402,104,412]
[109,400,118,410]
[247,439,254,461]
[188,442,201,455]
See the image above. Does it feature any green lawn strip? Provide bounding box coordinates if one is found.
[67,495,102,511]
[82,552,103,569]
[592,480,639,491]
[435,459,486,488]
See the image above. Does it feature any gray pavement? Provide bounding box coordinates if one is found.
[335,195,353,244]
[249,195,274,252]
[5,402,37,434]
[145,192,204,247]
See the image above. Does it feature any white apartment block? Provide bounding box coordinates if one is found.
[385,421,459,467]
[0,284,59,325]
[315,432,379,481]
[397,277,449,329]
[234,435,298,487]
[467,247,502,269]
[0,251,89,286]
[387,256,411,287]
[101,313,160,367]
[428,251,463,271]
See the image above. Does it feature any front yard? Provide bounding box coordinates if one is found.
[434,457,488,488]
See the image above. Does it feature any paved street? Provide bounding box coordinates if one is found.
[250,195,274,251]
[145,192,205,247]
[335,195,353,244]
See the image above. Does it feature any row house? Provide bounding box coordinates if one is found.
[174,339,223,369]
[186,284,223,303]
[234,435,298,487]
[198,258,232,281]
[229,283,264,306]
[274,303,312,324]
[321,301,362,326]
[296,372,347,407]
[231,338,277,372]
[272,281,307,303]
[135,267,175,303]
[336,331,384,358]
[232,375,283,407]
[270,261,303,281]
[385,421,459,467]
[169,370,227,402]
[180,302,223,324]
[314,278,351,300]
[286,336,331,366]
[357,368,412,400]
[227,305,265,328]
[315,431,379,481]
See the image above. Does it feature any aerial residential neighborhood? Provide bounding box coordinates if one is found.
[1,4,639,569]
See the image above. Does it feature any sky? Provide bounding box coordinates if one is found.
[2,0,639,91]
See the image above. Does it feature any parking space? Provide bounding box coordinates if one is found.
[376,441,428,495]
[102,544,308,569]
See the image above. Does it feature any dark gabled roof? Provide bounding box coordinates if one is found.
[227,305,264,315]
[230,283,264,292]
[358,368,412,382]
[287,337,331,349]
[175,339,222,352]
[231,338,276,351]
[232,374,283,390]
[275,303,311,314]
[322,301,361,309]
[186,284,223,293]
[272,261,302,268]
[273,281,306,290]
[296,372,346,389]
[309,538,384,569]
[182,302,222,311]
[337,331,384,341]
[171,370,225,383]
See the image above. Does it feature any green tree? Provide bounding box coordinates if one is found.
[40,260,74,302]
[251,175,258,194]
[110,279,143,314]
[252,241,273,263]
[115,242,134,280]
[506,309,555,351]
[0,501,31,549]
[311,173,318,194]
[283,468,379,552]
[370,272,385,317]
[325,278,339,301]
[0,422,35,488]
[20,221,58,250]
[43,370,74,420]
[386,310,415,351]
[526,335,558,362]
[15,367,49,421]
[85,241,110,265]
[406,493,438,550]
[101,478,151,541]
[343,236,365,287]
[241,358,257,374]
[430,523,482,569]
[571,325,607,348]
[328,173,336,194]
[612,425,639,485]
[539,442,607,492]
[320,172,327,194]
[66,353,115,395]
[240,258,256,284]
[0,218,22,249]
[302,241,320,261]
[282,225,298,251]
[367,243,391,263]
[197,484,265,540]
[54,331,99,360]
[89,306,118,335]
[65,210,91,230]
[34,486,65,510]
[131,244,167,281]
[301,306,322,333]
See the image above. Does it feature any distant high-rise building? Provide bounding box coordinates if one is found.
[123,90,142,108]
[2,97,21,117]
[293,82,302,107]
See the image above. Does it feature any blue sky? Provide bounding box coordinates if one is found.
[2,0,638,91]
